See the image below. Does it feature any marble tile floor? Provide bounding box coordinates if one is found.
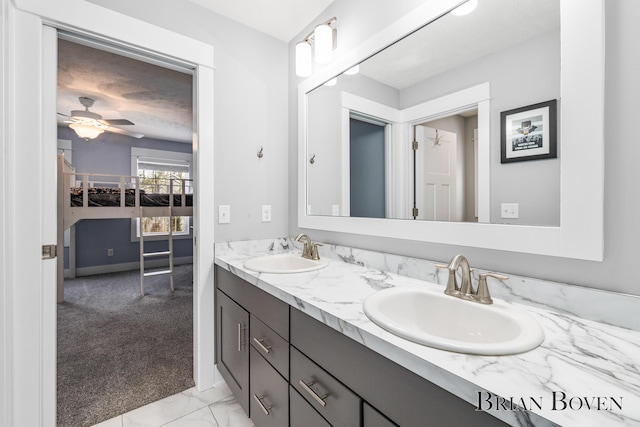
[91,381,254,427]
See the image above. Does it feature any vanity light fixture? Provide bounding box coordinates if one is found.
[451,0,478,16]
[295,41,312,77]
[295,17,337,77]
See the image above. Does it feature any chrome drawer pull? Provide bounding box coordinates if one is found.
[237,323,246,352]
[299,380,328,407]
[253,394,272,415]
[253,337,272,354]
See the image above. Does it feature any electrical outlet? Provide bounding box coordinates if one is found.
[332,205,340,216]
[261,205,272,222]
[219,205,230,224]
[107,248,114,256]
[501,203,519,219]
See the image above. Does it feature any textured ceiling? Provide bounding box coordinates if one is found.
[57,38,193,143]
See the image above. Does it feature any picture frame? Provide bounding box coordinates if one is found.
[500,99,557,163]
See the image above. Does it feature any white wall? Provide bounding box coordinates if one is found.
[290,0,640,296]
[88,0,290,243]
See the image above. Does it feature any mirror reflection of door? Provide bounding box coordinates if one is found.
[349,117,386,218]
[415,126,458,221]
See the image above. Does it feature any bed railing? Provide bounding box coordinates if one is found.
[63,171,194,209]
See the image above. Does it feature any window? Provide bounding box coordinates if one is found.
[131,148,193,239]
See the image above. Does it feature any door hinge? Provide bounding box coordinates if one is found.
[412,140,419,151]
[42,244,57,260]
[412,207,419,217]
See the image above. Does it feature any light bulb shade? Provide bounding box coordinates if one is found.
[451,0,478,16]
[324,78,337,87]
[70,123,105,140]
[314,23,333,64]
[295,41,312,77]
[344,65,359,75]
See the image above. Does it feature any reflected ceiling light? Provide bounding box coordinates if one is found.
[295,17,337,77]
[451,0,478,16]
[69,122,105,140]
[295,41,312,77]
[344,65,359,75]
[324,78,337,86]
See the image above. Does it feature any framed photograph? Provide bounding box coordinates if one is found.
[500,99,557,163]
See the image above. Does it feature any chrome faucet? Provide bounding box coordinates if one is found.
[434,255,508,305]
[294,233,322,260]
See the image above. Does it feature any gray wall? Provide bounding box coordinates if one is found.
[59,127,193,269]
[88,0,290,243]
[400,29,561,226]
[290,0,640,297]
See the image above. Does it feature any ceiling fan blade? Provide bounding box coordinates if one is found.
[57,112,70,117]
[106,125,144,139]
[101,119,135,126]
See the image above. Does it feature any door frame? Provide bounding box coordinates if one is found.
[2,0,216,425]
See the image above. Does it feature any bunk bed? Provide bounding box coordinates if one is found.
[56,155,193,302]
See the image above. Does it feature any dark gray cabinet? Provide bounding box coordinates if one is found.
[250,346,289,427]
[215,267,290,426]
[215,266,507,427]
[290,346,360,427]
[290,386,332,427]
[215,289,249,413]
[363,403,398,427]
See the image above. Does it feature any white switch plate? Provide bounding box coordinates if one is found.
[218,205,230,224]
[261,205,272,222]
[107,248,114,256]
[501,203,519,219]
[332,205,340,216]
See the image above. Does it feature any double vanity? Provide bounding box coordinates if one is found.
[214,238,640,427]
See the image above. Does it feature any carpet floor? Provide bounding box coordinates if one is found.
[57,265,195,426]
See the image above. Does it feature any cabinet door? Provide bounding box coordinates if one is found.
[363,402,398,427]
[216,289,249,414]
[249,346,288,427]
[290,386,332,427]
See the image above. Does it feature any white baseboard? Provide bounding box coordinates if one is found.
[65,256,193,277]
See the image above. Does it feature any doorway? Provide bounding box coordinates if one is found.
[5,4,215,424]
[349,117,386,218]
[56,35,197,425]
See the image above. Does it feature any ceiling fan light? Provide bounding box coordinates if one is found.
[69,122,104,140]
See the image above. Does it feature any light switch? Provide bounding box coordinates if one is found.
[218,205,230,224]
[501,203,519,219]
[261,205,272,222]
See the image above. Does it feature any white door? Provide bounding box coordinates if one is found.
[415,126,457,221]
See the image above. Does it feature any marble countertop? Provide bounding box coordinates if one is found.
[214,240,640,427]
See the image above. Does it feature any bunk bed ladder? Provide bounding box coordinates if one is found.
[139,207,175,296]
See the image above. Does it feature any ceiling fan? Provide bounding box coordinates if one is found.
[58,96,144,140]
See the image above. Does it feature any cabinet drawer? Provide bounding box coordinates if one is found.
[250,314,289,380]
[290,386,331,427]
[249,347,288,427]
[216,266,289,338]
[363,402,398,427]
[290,346,360,427]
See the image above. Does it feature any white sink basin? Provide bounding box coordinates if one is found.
[363,287,544,355]
[244,253,329,274]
